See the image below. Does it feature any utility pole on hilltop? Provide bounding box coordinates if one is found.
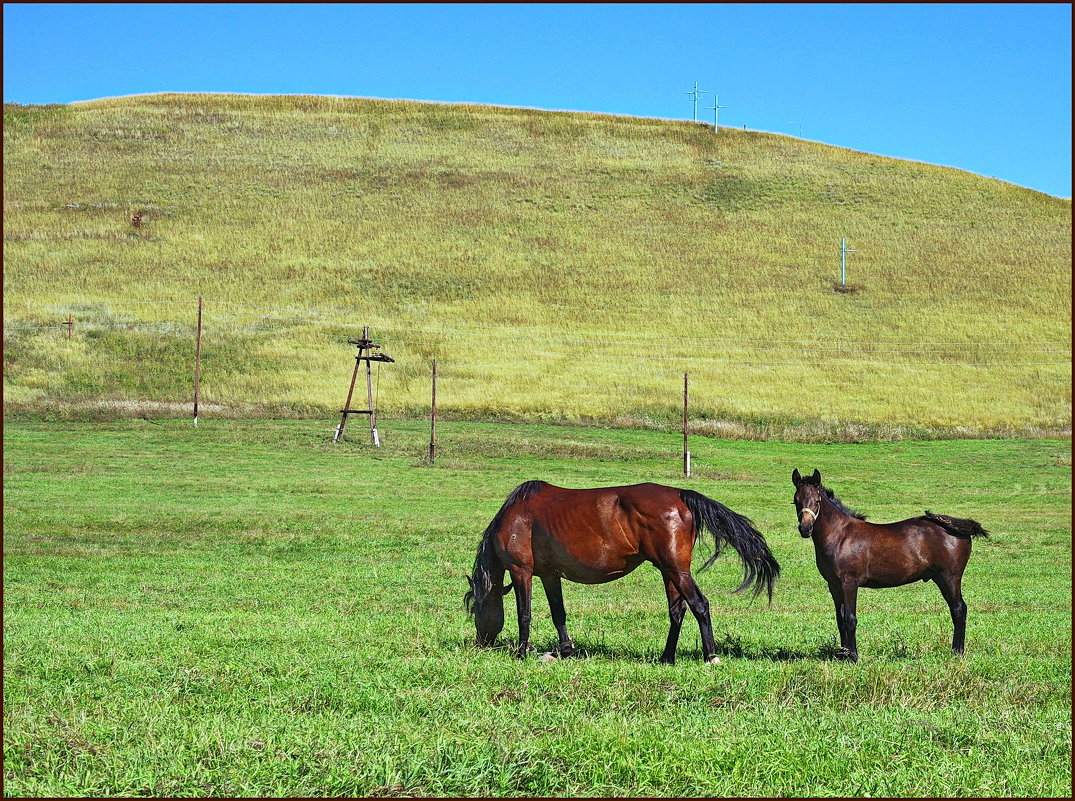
[685,82,707,122]
[706,95,727,132]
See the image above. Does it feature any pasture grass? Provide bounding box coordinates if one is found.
[3,419,1071,796]
[3,95,1071,433]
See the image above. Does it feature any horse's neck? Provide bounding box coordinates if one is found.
[814,494,849,539]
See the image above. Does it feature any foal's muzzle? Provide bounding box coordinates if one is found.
[798,507,817,538]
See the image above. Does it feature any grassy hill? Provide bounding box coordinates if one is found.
[3,94,1070,437]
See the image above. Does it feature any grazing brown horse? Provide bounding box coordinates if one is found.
[792,468,988,662]
[464,481,780,664]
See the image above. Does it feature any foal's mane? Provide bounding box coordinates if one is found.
[821,485,868,520]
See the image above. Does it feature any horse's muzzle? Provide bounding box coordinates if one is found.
[798,522,813,538]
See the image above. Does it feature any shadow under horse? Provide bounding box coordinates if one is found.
[792,468,988,662]
[464,481,780,664]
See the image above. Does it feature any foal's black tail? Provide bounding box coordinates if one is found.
[924,510,989,539]
[680,490,780,602]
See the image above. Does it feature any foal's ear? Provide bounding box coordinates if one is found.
[810,469,821,484]
[792,468,802,486]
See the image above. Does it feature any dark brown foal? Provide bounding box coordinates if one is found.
[792,468,987,662]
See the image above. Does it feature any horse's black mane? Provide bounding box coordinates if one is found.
[821,485,867,520]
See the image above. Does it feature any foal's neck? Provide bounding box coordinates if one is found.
[813,492,849,536]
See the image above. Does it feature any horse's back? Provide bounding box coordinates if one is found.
[496,482,690,583]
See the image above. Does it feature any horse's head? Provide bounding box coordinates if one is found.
[465,573,510,646]
[791,468,823,537]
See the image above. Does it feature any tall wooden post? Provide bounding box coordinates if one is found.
[193,296,203,427]
[429,359,437,463]
[334,345,364,443]
[683,372,691,478]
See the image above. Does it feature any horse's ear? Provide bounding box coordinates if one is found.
[792,468,802,486]
[810,469,821,485]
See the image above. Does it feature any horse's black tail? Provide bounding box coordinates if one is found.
[464,480,544,614]
[924,510,989,539]
[680,489,780,603]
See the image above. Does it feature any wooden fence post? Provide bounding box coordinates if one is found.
[193,296,203,427]
[683,372,691,478]
[429,359,437,463]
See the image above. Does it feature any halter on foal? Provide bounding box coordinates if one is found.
[465,481,780,664]
[792,468,988,662]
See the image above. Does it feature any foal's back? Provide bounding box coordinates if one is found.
[837,514,973,588]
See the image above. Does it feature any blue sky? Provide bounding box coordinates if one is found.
[4,3,1071,198]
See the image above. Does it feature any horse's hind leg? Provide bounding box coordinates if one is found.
[658,573,687,665]
[934,573,968,655]
[507,567,534,659]
[539,575,576,657]
[667,571,718,663]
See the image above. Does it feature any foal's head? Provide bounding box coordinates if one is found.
[791,468,823,537]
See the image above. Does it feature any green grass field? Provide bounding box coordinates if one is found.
[3,95,1071,434]
[3,420,1070,796]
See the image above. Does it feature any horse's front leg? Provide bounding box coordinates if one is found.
[827,582,859,662]
[539,575,575,657]
[508,567,534,659]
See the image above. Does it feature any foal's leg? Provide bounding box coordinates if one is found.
[658,573,687,665]
[841,582,859,662]
[934,573,968,656]
[668,571,718,663]
[539,575,576,657]
[829,581,859,662]
[507,567,534,659]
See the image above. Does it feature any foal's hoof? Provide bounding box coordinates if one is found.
[836,648,859,663]
[706,656,722,666]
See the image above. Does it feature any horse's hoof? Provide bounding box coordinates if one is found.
[537,652,556,663]
[835,647,858,662]
[706,656,722,665]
